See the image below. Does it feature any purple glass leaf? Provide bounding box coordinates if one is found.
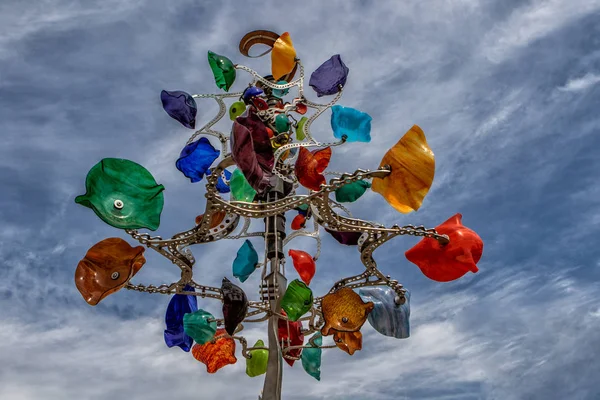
[324,228,362,245]
[161,90,197,129]
[221,277,249,336]
[176,137,220,183]
[231,109,274,195]
[164,284,198,352]
[308,55,349,97]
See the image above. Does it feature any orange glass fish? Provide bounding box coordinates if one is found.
[320,287,374,336]
[191,328,237,373]
[333,330,363,355]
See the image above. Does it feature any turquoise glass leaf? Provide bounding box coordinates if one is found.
[334,180,371,203]
[330,105,372,143]
[280,279,313,321]
[359,287,410,339]
[275,114,291,133]
[75,158,164,231]
[208,51,236,91]
[272,80,289,98]
[183,309,217,345]
[301,333,322,381]
[176,137,220,183]
[232,240,259,283]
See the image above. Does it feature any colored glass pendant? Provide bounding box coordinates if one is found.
[333,330,362,355]
[335,180,371,203]
[232,240,259,283]
[230,169,257,202]
[281,279,313,321]
[271,32,296,80]
[160,90,197,129]
[183,309,217,345]
[207,51,236,91]
[175,137,220,183]
[295,102,307,115]
[296,117,308,141]
[272,80,289,98]
[371,125,435,213]
[295,146,332,191]
[164,285,198,352]
[252,97,269,110]
[191,328,237,373]
[301,333,322,381]
[221,277,249,335]
[324,228,362,246]
[75,158,165,231]
[291,214,306,230]
[242,86,264,103]
[309,54,349,97]
[405,214,483,282]
[195,210,226,228]
[288,249,316,285]
[231,110,274,195]
[278,311,304,366]
[330,105,372,143]
[275,113,291,133]
[75,238,145,306]
[246,339,269,377]
[320,287,374,336]
[205,169,232,193]
[359,287,410,339]
[229,101,246,121]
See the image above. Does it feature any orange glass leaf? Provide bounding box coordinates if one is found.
[191,328,237,373]
[75,238,145,306]
[195,211,226,228]
[295,147,332,191]
[371,125,435,213]
[405,213,483,282]
[333,330,362,355]
[320,287,374,336]
[271,32,296,80]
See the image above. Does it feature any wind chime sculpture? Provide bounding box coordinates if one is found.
[73,30,484,400]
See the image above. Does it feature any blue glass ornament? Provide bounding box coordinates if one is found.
[242,86,264,103]
[272,80,289,98]
[206,169,232,193]
[359,287,410,339]
[301,333,322,381]
[309,55,349,97]
[176,137,220,183]
[164,285,198,352]
[232,240,259,282]
[160,90,197,129]
[330,105,372,143]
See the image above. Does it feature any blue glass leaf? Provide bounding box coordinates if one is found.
[359,287,410,339]
[243,86,264,103]
[232,240,259,283]
[206,169,232,193]
[272,80,289,98]
[164,285,198,352]
[176,137,220,183]
[160,90,197,129]
[330,105,372,143]
[309,54,349,97]
[301,333,322,381]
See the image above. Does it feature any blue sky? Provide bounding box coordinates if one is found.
[1,0,600,399]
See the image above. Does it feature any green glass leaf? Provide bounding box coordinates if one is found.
[281,279,313,321]
[296,117,308,141]
[75,158,165,231]
[334,180,371,203]
[246,339,269,377]
[183,309,217,345]
[301,333,322,381]
[275,114,291,133]
[230,169,257,202]
[208,51,236,92]
[229,101,246,121]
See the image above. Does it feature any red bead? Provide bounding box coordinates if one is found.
[295,102,307,115]
[291,214,306,230]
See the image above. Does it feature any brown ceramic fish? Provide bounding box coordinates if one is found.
[333,330,363,355]
[320,287,374,335]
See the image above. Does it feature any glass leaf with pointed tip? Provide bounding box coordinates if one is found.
[278,311,304,366]
[324,228,362,245]
[320,287,374,336]
[296,116,308,141]
[231,110,274,195]
[272,80,289,98]
[333,329,362,355]
[164,285,198,352]
[371,125,435,213]
[221,277,248,335]
[160,90,197,129]
[335,180,371,203]
[192,328,237,373]
[309,54,349,97]
[246,339,268,377]
[295,146,332,191]
[281,279,313,321]
[330,105,372,143]
[288,249,315,285]
[291,214,306,230]
[359,287,410,339]
[405,213,483,282]
[232,240,259,283]
[75,158,165,231]
[75,238,145,306]
[229,101,246,121]
[175,137,220,183]
[205,169,232,194]
[183,309,217,345]
[301,333,322,381]
[271,32,296,80]
[230,169,257,202]
[207,51,236,91]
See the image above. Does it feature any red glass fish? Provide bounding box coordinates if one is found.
[405,213,483,282]
[278,310,304,366]
[288,249,316,285]
[191,328,237,373]
[291,214,306,230]
[295,147,332,191]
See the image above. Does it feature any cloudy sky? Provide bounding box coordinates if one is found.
[1,0,600,399]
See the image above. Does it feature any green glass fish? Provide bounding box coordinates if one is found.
[208,51,236,92]
[334,180,371,203]
[281,279,313,321]
[229,101,246,121]
[246,339,269,377]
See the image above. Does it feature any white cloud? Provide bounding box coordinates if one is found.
[558,73,600,92]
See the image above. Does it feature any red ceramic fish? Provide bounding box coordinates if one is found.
[278,310,304,366]
[288,249,316,285]
[405,213,483,282]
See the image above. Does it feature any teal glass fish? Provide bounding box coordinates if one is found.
[75,158,165,231]
[232,240,259,282]
[183,309,217,345]
[246,339,269,377]
[280,279,313,321]
[330,105,372,143]
[334,180,371,203]
[359,287,410,339]
[301,333,322,381]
